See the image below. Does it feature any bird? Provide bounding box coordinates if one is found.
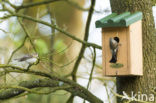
[109,37,119,63]
[14,53,38,64]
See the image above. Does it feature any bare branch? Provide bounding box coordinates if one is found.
[71,0,96,82]
[46,4,56,71]
[0,65,103,103]
[86,47,96,89]
[83,47,96,103]
[7,36,27,64]
[6,0,64,11]
[5,0,89,12]
[68,0,96,102]
[18,19,37,52]
[0,12,102,49]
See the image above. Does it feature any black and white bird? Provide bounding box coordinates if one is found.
[109,37,119,63]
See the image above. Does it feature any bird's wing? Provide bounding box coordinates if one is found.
[109,38,118,49]
[15,55,33,62]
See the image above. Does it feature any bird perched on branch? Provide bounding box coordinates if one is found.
[14,53,38,64]
[109,37,119,63]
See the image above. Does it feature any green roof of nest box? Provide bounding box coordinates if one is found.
[95,12,143,28]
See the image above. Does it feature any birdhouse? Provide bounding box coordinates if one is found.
[95,12,143,76]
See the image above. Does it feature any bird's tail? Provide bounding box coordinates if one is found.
[110,54,117,63]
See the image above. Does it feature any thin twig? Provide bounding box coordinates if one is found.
[103,83,111,103]
[5,27,27,85]
[17,18,39,71]
[18,18,37,52]
[16,13,102,49]
[41,56,77,68]
[68,0,96,102]
[109,88,151,103]
[71,0,96,82]
[46,4,56,72]
[86,47,96,89]
[6,0,64,11]
[83,47,96,103]
[7,36,27,64]
[83,56,102,69]
[0,11,102,49]
[5,0,89,12]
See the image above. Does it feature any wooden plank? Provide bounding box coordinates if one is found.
[128,20,143,75]
[102,27,129,76]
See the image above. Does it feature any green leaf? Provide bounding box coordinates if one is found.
[53,39,67,54]
[34,39,49,56]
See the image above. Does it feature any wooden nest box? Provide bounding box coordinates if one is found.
[96,12,143,76]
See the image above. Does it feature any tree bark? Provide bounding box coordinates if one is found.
[110,0,156,103]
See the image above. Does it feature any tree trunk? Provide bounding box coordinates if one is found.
[110,0,156,103]
[22,0,85,75]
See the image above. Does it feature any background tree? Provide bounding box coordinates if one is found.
[110,0,156,102]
